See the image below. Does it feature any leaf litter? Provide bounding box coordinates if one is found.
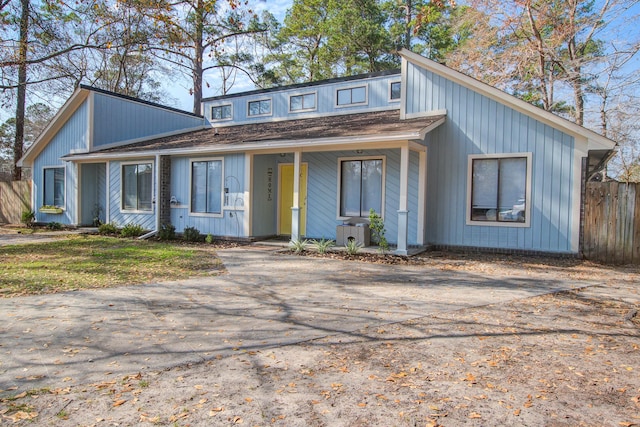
[1,256,639,426]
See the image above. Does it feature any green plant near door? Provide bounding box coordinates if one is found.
[368,208,389,253]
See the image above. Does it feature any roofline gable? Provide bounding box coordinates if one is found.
[19,86,204,167]
[397,48,616,152]
[18,86,90,167]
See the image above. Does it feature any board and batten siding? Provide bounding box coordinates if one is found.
[204,74,401,126]
[169,153,246,237]
[32,99,89,225]
[405,62,576,253]
[108,160,156,230]
[92,92,204,148]
[304,149,421,245]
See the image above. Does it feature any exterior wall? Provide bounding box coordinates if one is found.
[108,159,156,230]
[169,153,246,237]
[92,92,205,148]
[79,163,106,225]
[405,62,576,253]
[204,73,401,126]
[252,154,278,237]
[32,100,89,225]
[303,148,421,245]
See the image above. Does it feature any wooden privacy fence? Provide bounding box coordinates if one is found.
[583,181,640,264]
[0,181,31,224]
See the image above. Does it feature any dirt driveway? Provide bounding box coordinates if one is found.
[1,247,639,426]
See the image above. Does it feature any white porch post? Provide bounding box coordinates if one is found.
[243,153,253,238]
[396,144,409,255]
[417,149,427,245]
[105,161,110,224]
[291,150,302,242]
[155,154,161,232]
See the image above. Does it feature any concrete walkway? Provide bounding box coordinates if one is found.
[0,247,599,395]
[0,228,97,246]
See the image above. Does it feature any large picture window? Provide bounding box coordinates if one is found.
[43,167,65,207]
[339,158,383,217]
[191,159,223,215]
[469,155,530,224]
[122,163,153,211]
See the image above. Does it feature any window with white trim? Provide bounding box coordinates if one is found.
[290,93,316,112]
[248,99,271,116]
[122,163,153,211]
[469,155,530,223]
[191,159,223,215]
[336,86,367,106]
[211,104,232,120]
[43,167,65,207]
[390,81,401,100]
[339,158,383,217]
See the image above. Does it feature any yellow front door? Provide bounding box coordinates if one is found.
[278,163,307,236]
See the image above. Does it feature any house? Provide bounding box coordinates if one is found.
[18,49,616,256]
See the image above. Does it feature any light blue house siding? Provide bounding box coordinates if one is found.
[302,149,421,245]
[405,63,576,253]
[32,100,89,225]
[204,73,401,126]
[108,160,156,230]
[169,154,246,237]
[79,163,106,225]
[92,92,205,148]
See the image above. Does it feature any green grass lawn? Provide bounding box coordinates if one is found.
[0,235,224,297]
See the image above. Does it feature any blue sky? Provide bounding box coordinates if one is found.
[164,0,293,112]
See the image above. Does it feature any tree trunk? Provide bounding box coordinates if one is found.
[404,0,412,50]
[525,2,551,111]
[192,0,204,115]
[572,72,584,126]
[13,0,29,181]
[566,1,583,126]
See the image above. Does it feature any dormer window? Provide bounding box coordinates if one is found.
[390,81,401,101]
[290,93,316,112]
[211,104,232,121]
[336,85,367,106]
[248,99,272,117]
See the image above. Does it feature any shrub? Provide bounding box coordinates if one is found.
[120,223,145,238]
[158,223,176,240]
[368,208,389,254]
[312,238,335,254]
[345,238,363,255]
[98,222,118,235]
[289,238,309,254]
[183,226,201,242]
[47,222,63,230]
[21,210,35,228]
[205,233,214,244]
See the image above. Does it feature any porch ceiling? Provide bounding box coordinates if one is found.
[69,110,445,158]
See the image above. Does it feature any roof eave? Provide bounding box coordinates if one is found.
[62,123,443,161]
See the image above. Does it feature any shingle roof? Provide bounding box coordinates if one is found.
[95,110,444,154]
